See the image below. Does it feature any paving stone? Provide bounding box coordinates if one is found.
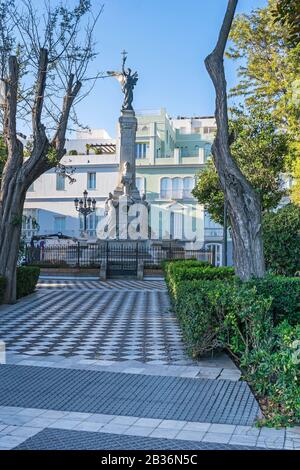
[183,422,211,432]
[233,425,260,437]
[158,420,186,430]
[202,433,231,444]
[47,420,79,430]
[41,410,69,419]
[110,416,139,426]
[18,408,45,417]
[9,426,41,438]
[64,412,92,421]
[135,418,162,427]
[0,281,238,371]
[256,438,285,449]
[74,421,104,432]
[100,424,130,434]
[149,428,179,439]
[15,428,262,450]
[208,424,236,434]
[125,426,154,437]
[0,414,34,426]
[25,417,58,428]
[229,435,258,446]
[292,439,300,450]
[0,435,27,448]
[0,365,260,426]
[176,430,205,442]
[259,427,285,438]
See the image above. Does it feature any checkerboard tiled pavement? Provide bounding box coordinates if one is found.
[0,276,294,450]
[37,278,167,291]
[0,279,189,363]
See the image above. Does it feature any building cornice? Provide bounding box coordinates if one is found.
[136,164,206,170]
[25,196,108,202]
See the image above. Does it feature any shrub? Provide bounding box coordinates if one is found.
[241,321,300,427]
[0,276,6,303]
[164,260,235,298]
[68,149,78,155]
[16,266,40,299]
[245,275,300,325]
[163,260,300,425]
[263,204,300,276]
[173,279,272,357]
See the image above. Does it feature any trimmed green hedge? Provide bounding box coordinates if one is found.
[16,266,40,299]
[0,276,6,303]
[245,275,300,325]
[164,260,235,298]
[164,260,300,426]
[263,204,300,276]
[172,278,272,357]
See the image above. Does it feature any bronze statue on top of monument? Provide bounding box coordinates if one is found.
[107,50,138,112]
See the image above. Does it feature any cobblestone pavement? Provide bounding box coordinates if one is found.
[0,277,294,450]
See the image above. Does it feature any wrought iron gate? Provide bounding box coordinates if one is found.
[106,244,138,277]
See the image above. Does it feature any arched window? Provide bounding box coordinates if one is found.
[172,178,183,199]
[160,178,171,199]
[183,177,194,199]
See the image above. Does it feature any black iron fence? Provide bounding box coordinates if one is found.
[25,242,214,269]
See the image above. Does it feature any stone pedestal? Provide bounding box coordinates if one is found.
[102,108,149,241]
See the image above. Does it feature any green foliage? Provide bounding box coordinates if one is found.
[0,276,6,303]
[192,161,224,224]
[227,0,300,165]
[263,204,300,276]
[272,0,300,47]
[16,266,40,299]
[291,157,300,206]
[241,321,300,427]
[68,150,78,156]
[193,107,289,224]
[245,275,300,325]
[163,260,234,299]
[173,280,233,355]
[163,260,300,425]
[46,147,59,165]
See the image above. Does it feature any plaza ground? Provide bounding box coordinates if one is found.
[0,277,299,450]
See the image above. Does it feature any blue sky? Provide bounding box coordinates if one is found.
[74,0,268,137]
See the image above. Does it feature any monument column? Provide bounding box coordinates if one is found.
[103,51,149,241]
[113,109,140,202]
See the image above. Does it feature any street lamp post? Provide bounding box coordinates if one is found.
[74,190,96,235]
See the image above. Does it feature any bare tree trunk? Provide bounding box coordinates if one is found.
[0,51,81,303]
[205,0,265,280]
[0,186,25,303]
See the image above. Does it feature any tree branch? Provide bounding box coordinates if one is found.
[32,48,48,138]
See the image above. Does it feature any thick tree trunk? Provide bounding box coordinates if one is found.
[205,0,265,280]
[0,49,82,303]
[0,177,26,303]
